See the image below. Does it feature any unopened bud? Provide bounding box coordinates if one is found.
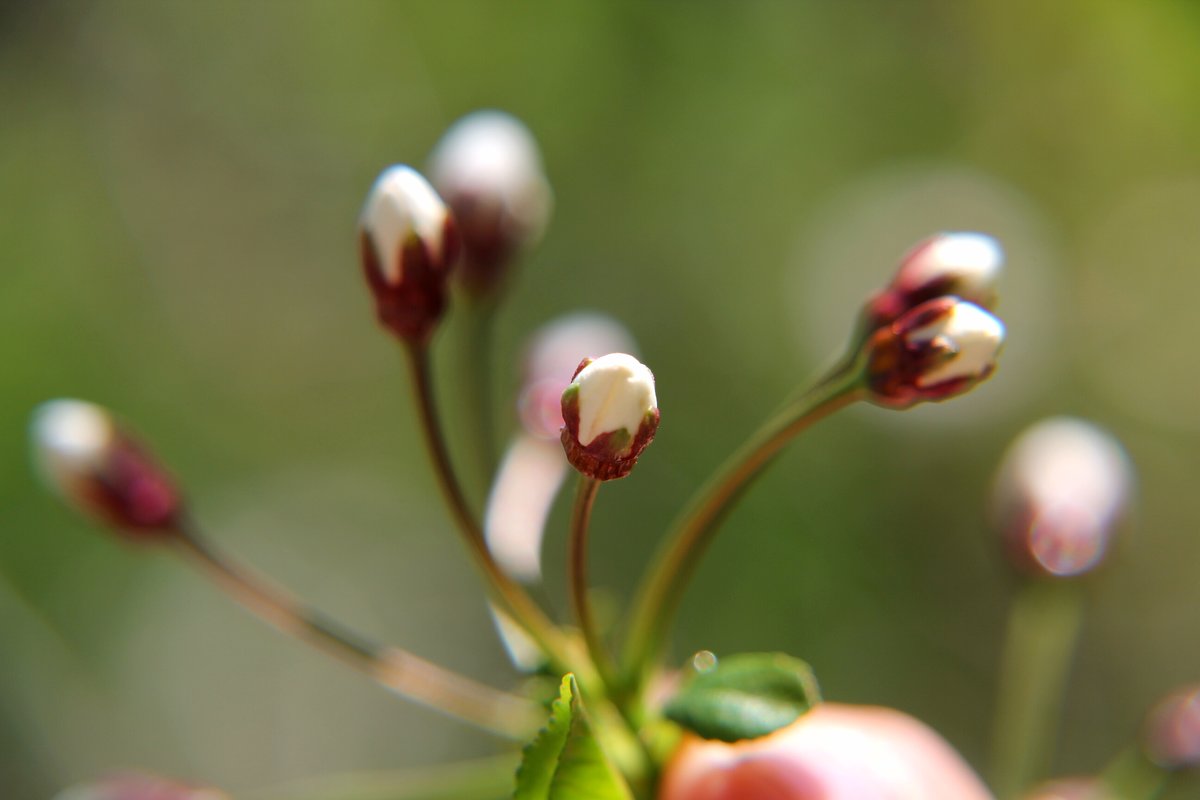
[31,399,184,538]
[359,165,460,344]
[560,353,659,481]
[1144,684,1200,770]
[991,418,1133,578]
[55,773,228,800]
[428,110,552,296]
[863,233,1003,333]
[864,297,1005,409]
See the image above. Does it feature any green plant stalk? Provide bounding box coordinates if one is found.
[246,754,519,800]
[170,524,542,740]
[989,578,1086,799]
[568,475,619,688]
[404,343,578,677]
[620,360,865,696]
[1100,748,1173,800]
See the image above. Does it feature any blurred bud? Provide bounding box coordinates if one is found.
[561,353,659,481]
[359,165,460,344]
[660,703,994,800]
[428,110,552,296]
[863,233,1004,333]
[1144,684,1200,770]
[1023,778,1106,800]
[54,772,227,800]
[31,399,184,538]
[518,313,638,441]
[991,418,1133,578]
[864,296,1005,409]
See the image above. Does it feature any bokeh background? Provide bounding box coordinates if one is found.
[3,1,1200,797]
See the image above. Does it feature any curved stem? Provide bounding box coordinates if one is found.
[620,362,864,692]
[169,523,542,740]
[989,579,1085,799]
[1101,747,1173,800]
[403,343,575,675]
[568,476,617,686]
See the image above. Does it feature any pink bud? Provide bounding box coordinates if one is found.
[991,418,1133,578]
[863,233,1003,333]
[31,400,184,538]
[659,703,994,800]
[865,297,1005,409]
[1144,684,1200,770]
[359,165,461,344]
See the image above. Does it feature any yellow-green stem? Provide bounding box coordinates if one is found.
[620,362,865,695]
[989,579,1085,799]
[403,342,575,675]
[569,475,618,687]
[170,524,542,739]
[1101,748,1173,800]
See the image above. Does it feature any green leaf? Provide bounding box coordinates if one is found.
[513,674,633,800]
[663,652,821,743]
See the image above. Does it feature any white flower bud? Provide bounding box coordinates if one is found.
[561,353,660,481]
[31,399,184,536]
[865,297,1005,408]
[896,232,1003,306]
[358,166,460,344]
[991,418,1133,577]
[428,110,552,294]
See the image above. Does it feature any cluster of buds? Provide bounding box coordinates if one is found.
[559,352,660,481]
[991,417,1133,578]
[31,399,183,538]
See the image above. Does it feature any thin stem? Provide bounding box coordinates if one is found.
[1101,748,1173,800]
[621,362,865,692]
[169,524,542,740]
[989,579,1086,799]
[458,296,500,505]
[402,342,575,675]
[568,476,617,686]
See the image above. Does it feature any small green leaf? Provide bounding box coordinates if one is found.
[513,674,633,800]
[663,652,821,743]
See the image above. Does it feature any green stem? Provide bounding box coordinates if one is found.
[1101,748,1173,800]
[620,362,865,694]
[989,579,1086,799]
[569,475,618,687]
[170,524,541,740]
[402,343,576,678]
[246,754,518,800]
[458,296,500,504]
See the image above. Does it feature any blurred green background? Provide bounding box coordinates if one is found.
[3,1,1200,797]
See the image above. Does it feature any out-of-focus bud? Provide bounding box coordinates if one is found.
[864,296,1005,409]
[862,233,1004,334]
[359,165,460,344]
[1144,684,1200,770]
[428,110,552,296]
[991,418,1133,578]
[518,313,638,441]
[31,399,184,538]
[54,773,227,800]
[560,353,659,481]
[660,703,994,800]
[1023,778,1106,800]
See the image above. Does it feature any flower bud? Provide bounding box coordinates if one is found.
[991,418,1133,578]
[560,353,659,481]
[54,773,228,800]
[660,703,994,800]
[863,233,1004,332]
[428,110,552,296]
[31,399,184,538]
[865,296,1005,409]
[1143,684,1200,770]
[359,165,460,344]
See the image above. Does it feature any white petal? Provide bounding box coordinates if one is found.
[360,166,448,282]
[573,353,657,447]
